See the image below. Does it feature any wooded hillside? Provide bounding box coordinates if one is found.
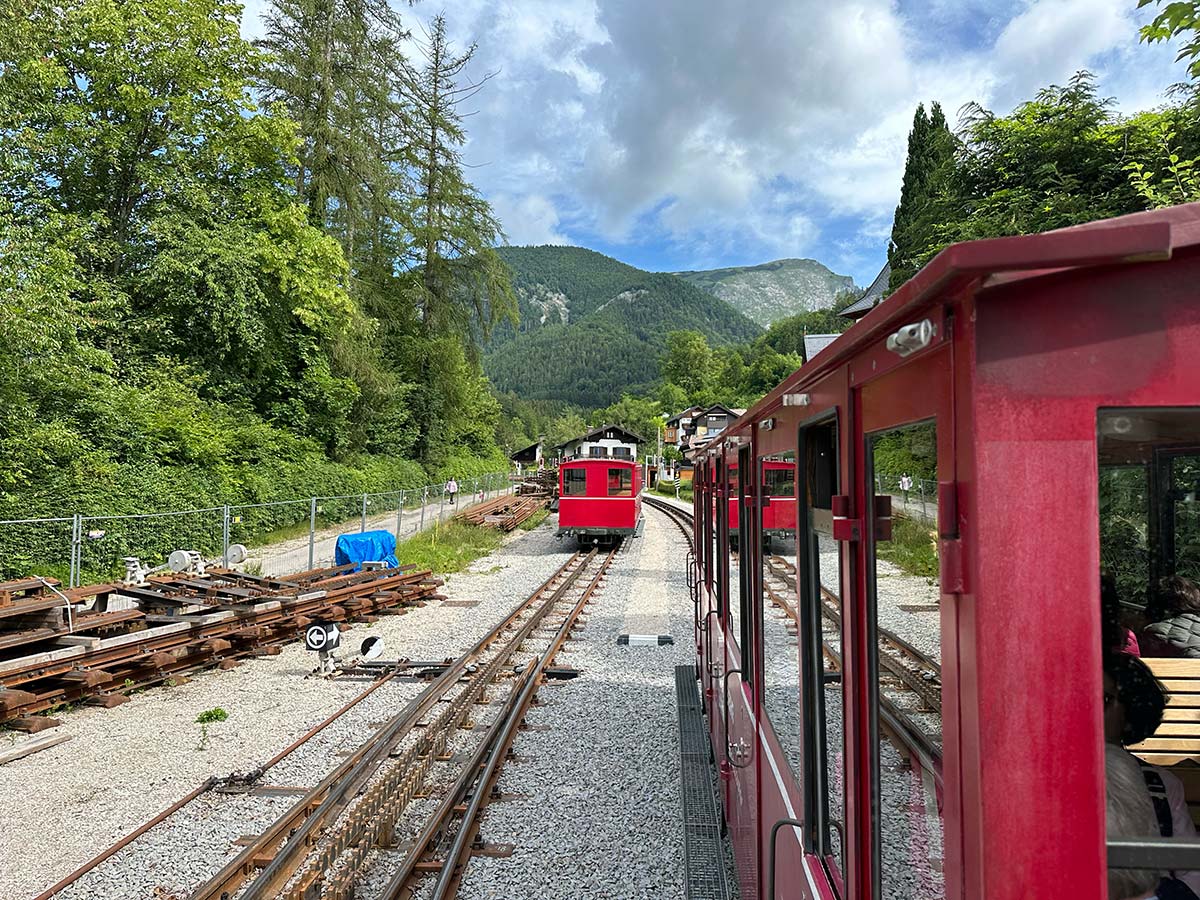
[485,246,761,407]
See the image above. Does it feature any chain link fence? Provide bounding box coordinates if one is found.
[0,471,513,585]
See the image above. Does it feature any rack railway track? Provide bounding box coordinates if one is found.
[38,546,616,900]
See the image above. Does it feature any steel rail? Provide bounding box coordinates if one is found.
[271,549,603,900]
[200,550,594,900]
[643,495,695,551]
[424,548,615,900]
[33,672,399,900]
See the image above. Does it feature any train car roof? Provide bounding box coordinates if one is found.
[712,201,1200,447]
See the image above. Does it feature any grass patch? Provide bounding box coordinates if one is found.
[396,520,504,575]
[652,482,693,503]
[876,513,938,579]
[518,508,550,531]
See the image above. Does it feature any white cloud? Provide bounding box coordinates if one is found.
[238,0,1195,277]
[492,193,568,246]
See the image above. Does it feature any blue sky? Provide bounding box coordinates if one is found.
[242,1,1192,287]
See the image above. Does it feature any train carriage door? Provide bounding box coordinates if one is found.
[726,442,762,898]
[855,339,959,900]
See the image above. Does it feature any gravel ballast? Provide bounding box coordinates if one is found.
[0,523,571,900]
[454,507,737,900]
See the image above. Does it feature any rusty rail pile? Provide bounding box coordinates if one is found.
[0,564,444,730]
[515,467,558,496]
[454,493,547,531]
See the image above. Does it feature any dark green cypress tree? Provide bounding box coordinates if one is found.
[887,101,955,290]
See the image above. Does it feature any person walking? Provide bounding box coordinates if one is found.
[445,477,458,505]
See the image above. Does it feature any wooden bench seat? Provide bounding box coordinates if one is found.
[1132,657,1200,825]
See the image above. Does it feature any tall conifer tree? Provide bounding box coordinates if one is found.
[887,101,955,290]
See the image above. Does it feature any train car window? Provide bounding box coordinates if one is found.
[794,419,845,881]
[563,469,587,496]
[761,451,801,781]
[1098,408,1200,885]
[867,421,945,899]
[608,467,633,497]
[703,461,714,594]
[729,457,742,649]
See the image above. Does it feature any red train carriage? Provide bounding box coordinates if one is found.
[557,458,642,544]
[729,460,797,544]
[690,203,1200,900]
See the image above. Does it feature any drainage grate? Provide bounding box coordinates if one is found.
[676,665,730,900]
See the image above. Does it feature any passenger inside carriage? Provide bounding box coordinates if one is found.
[1104,654,1200,898]
[1107,743,1163,900]
[1105,574,1142,658]
[1142,577,1200,659]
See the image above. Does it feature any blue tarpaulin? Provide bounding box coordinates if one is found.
[335,530,399,572]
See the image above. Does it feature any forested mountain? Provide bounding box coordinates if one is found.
[484,247,761,406]
[674,258,856,326]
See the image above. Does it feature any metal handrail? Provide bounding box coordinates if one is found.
[723,666,751,768]
[768,817,806,900]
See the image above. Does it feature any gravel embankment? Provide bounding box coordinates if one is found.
[0,522,571,900]
[453,507,737,900]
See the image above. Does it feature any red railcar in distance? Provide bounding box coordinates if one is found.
[557,458,642,544]
[728,459,796,542]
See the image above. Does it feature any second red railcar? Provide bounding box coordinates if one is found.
[557,458,642,543]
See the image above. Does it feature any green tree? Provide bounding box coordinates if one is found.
[0,0,359,449]
[1139,0,1200,79]
[403,16,517,465]
[661,330,716,400]
[888,102,955,290]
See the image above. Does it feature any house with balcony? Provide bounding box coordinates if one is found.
[553,424,643,463]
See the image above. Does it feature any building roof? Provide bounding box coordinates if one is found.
[509,441,542,462]
[553,423,645,450]
[665,406,705,425]
[841,260,890,319]
[701,403,740,418]
[803,334,839,362]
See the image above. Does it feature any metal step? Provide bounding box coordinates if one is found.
[676,665,730,900]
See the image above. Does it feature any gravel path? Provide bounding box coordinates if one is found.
[246,487,507,577]
[0,521,571,900]
[454,506,737,900]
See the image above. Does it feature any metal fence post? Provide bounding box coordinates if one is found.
[420,487,427,531]
[439,485,445,520]
[919,482,927,520]
[309,498,317,570]
[361,493,368,533]
[222,505,231,567]
[396,491,403,540]
[70,513,81,588]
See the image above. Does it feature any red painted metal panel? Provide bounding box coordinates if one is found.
[963,248,1200,899]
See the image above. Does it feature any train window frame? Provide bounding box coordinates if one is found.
[797,414,844,877]
[1098,407,1200,879]
[716,457,729,617]
[607,466,633,497]
[865,417,944,900]
[737,445,754,678]
[563,468,587,496]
